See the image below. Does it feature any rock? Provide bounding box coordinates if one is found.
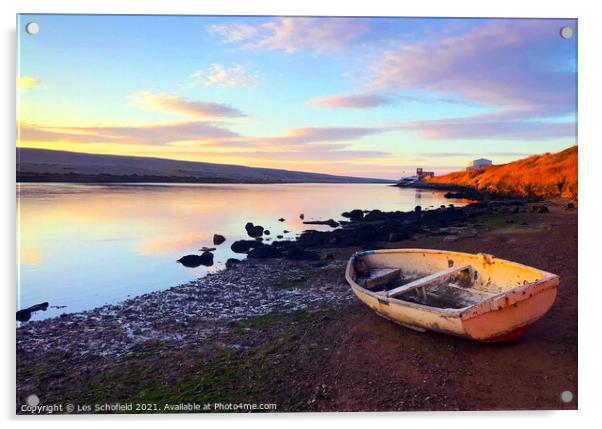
[276,235,284,239]
[341,209,364,221]
[177,252,214,268]
[444,192,465,199]
[247,244,281,259]
[303,219,340,228]
[16,302,49,322]
[213,234,226,245]
[364,210,386,222]
[529,205,549,214]
[415,205,422,213]
[231,240,261,253]
[284,247,320,261]
[199,247,216,252]
[299,213,305,220]
[226,258,241,267]
[245,222,265,238]
[388,232,410,242]
[283,230,290,233]
[278,218,285,222]
[264,230,271,235]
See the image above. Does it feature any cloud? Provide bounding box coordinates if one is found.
[130,92,245,118]
[310,93,394,109]
[189,64,260,88]
[401,114,576,140]
[19,121,238,145]
[206,23,258,42]
[369,19,576,118]
[258,126,393,146]
[208,18,370,53]
[18,76,39,90]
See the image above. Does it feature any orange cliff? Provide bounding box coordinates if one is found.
[426,146,577,199]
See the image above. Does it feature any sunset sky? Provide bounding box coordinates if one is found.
[17,15,577,179]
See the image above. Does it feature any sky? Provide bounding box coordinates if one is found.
[16,15,577,179]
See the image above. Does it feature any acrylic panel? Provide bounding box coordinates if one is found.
[16,15,578,414]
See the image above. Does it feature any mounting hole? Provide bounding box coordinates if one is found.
[560,390,573,403]
[560,26,573,39]
[25,22,39,35]
[26,394,40,407]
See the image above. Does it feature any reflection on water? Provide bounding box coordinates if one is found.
[17,183,470,320]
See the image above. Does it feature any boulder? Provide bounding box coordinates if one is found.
[231,240,261,254]
[245,222,264,238]
[341,209,364,221]
[278,218,286,222]
[264,230,271,235]
[247,244,281,259]
[213,234,226,245]
[177,252,214,268]
[303,219,340,228]
[16,302,50,322]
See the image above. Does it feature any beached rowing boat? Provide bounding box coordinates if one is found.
[345,249,559,342]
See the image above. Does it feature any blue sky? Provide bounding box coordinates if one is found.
[17,15,577,178]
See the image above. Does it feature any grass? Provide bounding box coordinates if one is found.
[427,146,577,199]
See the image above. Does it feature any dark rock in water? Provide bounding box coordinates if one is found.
[444,192,465,199]
[264,230,271,235]
[276,235,284,239]
[247,244,281,259]
[199,247,216,252]
[177,252,214,268]
[364,210,386,222]
[283,230,290,233]
[530,205,549,214]
[414,205,422,213]
[226,258,241,268]
[16,302,49,322]
[299,213,305,220]
[342,209,364,221]
[388,232,410,242]
[213,234,226,245]
[284,246,320,261]
[303,219,340,228]
[245,222,265,238]
[278,218,285,222]
[231,239,262,254]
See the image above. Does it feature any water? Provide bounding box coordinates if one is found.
[17,183,470,320]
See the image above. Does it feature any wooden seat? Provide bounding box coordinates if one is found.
[384,265,471,299]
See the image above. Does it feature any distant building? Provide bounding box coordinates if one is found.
[416,167,435,180]
[466,158,492,171]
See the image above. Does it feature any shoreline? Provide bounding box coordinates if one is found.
[16,197,577,412]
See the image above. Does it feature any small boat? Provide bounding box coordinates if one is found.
[345,249,559,342]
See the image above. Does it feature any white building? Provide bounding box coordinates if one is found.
[466,158,492,171]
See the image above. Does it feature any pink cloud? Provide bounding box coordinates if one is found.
[19,121,238,145]
[130,92,245,118]
[310,93,394,109]
[369,19,576,118]
[209,18,370,53]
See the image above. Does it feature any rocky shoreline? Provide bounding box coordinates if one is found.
[17,195,578,413]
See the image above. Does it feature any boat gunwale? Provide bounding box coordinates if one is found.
[345,248,559,319]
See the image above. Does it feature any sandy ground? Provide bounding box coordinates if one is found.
[16,199,577,413]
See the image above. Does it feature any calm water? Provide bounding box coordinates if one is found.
[17,183,470,320]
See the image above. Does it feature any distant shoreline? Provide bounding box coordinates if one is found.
[16,174,395,185]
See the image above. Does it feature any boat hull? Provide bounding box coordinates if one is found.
[346,249,559,342]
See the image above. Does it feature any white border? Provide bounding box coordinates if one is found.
[2,0,600,427]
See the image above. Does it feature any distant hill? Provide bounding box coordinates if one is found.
[427,146,578,199]
[16,148,393,184]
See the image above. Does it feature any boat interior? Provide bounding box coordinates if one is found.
[352,251,546,310]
